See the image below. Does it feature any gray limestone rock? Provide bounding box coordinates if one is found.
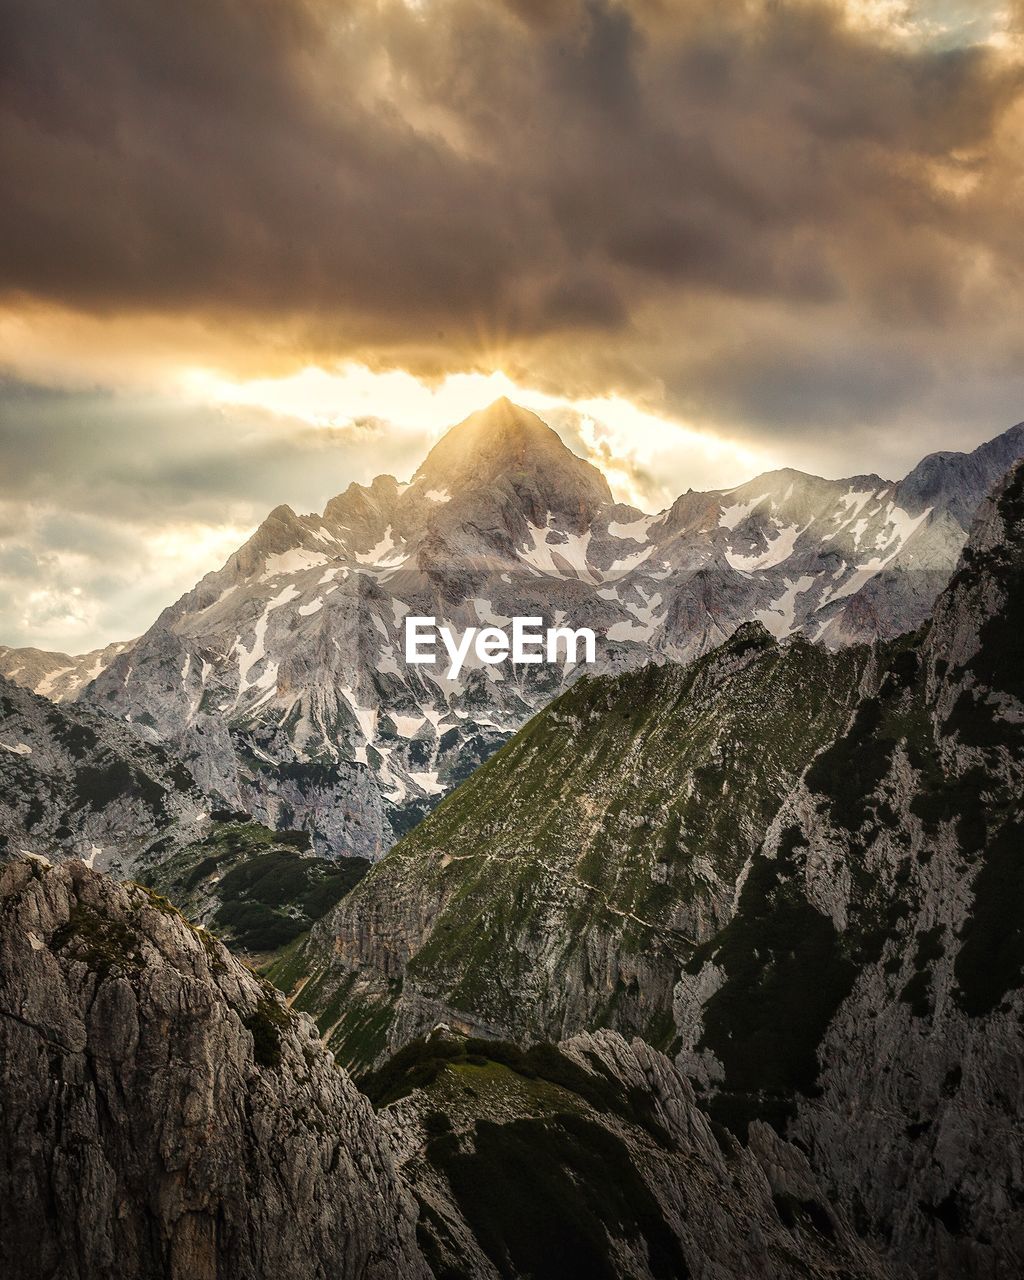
[0,857,429,1280]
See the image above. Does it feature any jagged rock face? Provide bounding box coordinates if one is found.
[675,462,1024,1278]
[67,403,1023,858]
[0,674,207,876]
[0,858,428,1280]
[278,626,871,1071]
[369,1028,897,1280]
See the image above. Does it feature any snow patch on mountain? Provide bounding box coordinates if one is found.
[355,527,405,568]
[261,548,329,579]
[753,575,817,637]
[726,521,806,572]
[608,513,657,541]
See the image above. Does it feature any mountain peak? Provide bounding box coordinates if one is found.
[412,399,613,513]
[417,398,565,470]
[897,419,1024,523]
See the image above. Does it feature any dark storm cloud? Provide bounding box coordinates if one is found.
[0,0,1020,351]
[1,0,1023,599]
[0,379,420,527]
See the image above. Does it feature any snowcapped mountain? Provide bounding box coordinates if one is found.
[19,400,1023,857]
[0,638,135,702]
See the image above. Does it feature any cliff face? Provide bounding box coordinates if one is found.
[675,462,1024,1278]
[0,858,427,1280]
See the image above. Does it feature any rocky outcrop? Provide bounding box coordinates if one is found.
[0,858,428,1280]
[364,1027,898,1280]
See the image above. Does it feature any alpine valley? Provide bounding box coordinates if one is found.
[2,402,1024,1280]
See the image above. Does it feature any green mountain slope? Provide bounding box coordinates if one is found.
[276,626,871,1069]
[276,461,1024,1279]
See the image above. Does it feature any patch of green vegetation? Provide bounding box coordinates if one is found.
[242,995,291,1068]
[211,848,370,950]
[358,1035,672,1146]
[322,985,398,1072]
[427,1111,688,1280]
[358,1033,467,1105]
[131,883,182,916]
[263,932,311,992]
[214,899,306,950]
[641,1007,678,1054]
[52,903,143,978]
[139,819,369,954]
[274,760,346,789]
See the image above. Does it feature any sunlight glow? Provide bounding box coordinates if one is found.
[182,363,777,509]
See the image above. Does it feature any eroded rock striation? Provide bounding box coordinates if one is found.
[0,858,427,1280]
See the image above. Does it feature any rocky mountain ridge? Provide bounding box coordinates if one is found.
[5,401,1020,860]
[0,673,207,875]
[0,638,134,702]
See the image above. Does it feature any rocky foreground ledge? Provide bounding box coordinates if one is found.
[0,857,426,1280]
[0,857,898,1280]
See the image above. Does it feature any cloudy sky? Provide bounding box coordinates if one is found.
[1,0,1022,652]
